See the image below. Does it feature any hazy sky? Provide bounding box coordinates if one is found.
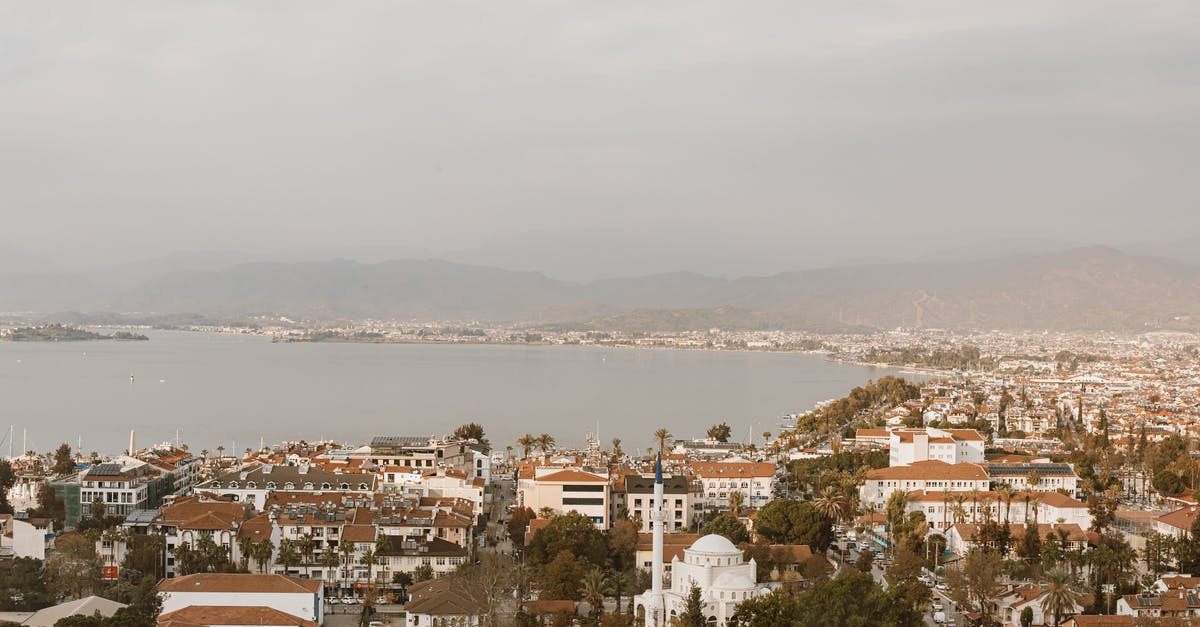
[2,1,1198,276]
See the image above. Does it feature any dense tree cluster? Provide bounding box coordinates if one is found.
[728,573,922,626]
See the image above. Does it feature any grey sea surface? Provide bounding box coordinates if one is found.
[0,330,927,455]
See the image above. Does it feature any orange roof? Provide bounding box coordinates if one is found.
[340,524,376,543]
[158,606,315,627]
[1156,506,1199,531]
[866,461,987,481]
[535,469,607,483]
[157,573,321,594]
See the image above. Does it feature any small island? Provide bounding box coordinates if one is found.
[0,324,149,342]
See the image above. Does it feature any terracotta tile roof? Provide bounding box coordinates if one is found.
[157,573,321,594]
[525,518,551,546]
[525,600,575,614]
[236,514,273,541]
[1060,616,1134,627]
[690,462,776,479]
[157,606,315,627]
[405,578,486,616]
[340,524,376,543]
[1156,506,1200,531]
[535,469,607,483]
[943,429,985,441]
[866,461,987,481]
[1160,575,1200,590]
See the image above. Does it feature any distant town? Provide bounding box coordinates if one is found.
[3,323,1200,626]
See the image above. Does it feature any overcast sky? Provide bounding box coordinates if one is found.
[2,1,1198,277]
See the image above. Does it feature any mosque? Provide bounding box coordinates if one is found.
[632,457,767,625]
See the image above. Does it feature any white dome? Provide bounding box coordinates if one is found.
[688,534,740,555]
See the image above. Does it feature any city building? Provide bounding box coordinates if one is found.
[518,468,610,529]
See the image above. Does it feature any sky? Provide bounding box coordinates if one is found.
[1,1,1198,279]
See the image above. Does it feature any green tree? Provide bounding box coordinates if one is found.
[453,423,490,451]
[525,511,608,569]
[754,499,834,550]
[413,563,435,582]
[653,428,672,456]
[1020,606,1034,627]
[707,423,733,443]
[680,584,705,626]
[506,506,537,546]
[517,434,536,459]
[540,550,584,600]
[701,515,749,545]
[729,573,921,627]
[0,459,17,514]
[52,443,76,476]
[1041,568,1081,626]
[1154,470,1184,497]
[278,538,299,575]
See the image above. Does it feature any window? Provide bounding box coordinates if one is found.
[266,482,277,489]
[228,481,239,489]
[247,482,256,489]
[340,483,350,490]
[284,482,295,490]
[303,482,314,490]
[322,482,332,490]
[359,483,368,490]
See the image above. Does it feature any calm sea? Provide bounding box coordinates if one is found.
[0,330,925,456]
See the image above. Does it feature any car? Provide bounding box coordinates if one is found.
[368,621,384,627]
[327,598,340,605]
[932,603,943,612]
[936,583,948,591]
[344,597,360,605]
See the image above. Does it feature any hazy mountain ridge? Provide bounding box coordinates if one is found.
[2,246,1199,332]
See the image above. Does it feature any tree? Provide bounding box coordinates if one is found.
[525,511,608,569]
[724,490,744,514]
[252,539,274,573]
[728,573,922,627]
[52,443,76,476]
[517,434,536,459]
[608,518,639,572]
[959,547,1003,623]
[297,534,315,577]
[680,584,705,626]
[754,499,834,550]
[90,494,108,521]
[278,538,299,575]
[653,428,672,456]
[814,485,847,523]
[413,563,435,582]
[453,423,490,451]
[701,515,749,544]
[46,532,100,598]
[1154,470,1184,497]
[0,459,16,514]
[581,568,607,621]
[1020,606,1034,627]
[321,548,341,583]
[1088,492,1117,533]
[535,433,556,455]
[707,423,732,443]
[506,506,537,546]
[1041,568,1081,626]
[540,550,584,600]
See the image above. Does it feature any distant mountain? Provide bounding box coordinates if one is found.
[4,246,1200,332]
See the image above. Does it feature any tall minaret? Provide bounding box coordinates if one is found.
[648,453,666,626]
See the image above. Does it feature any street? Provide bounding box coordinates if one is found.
[826,536,962,627]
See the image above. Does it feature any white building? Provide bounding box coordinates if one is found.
[0,513,52,560]
[518,468,610,529]
[633,534,766,625]
[986,462,1081,498]
[690,461,777,511]
[860,461,989,510]
[888,428,985,467]
[157,573,323,625]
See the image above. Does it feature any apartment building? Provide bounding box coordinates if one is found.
[360,436,473,475]
[197,462,377,506]
[518,468,610,529]
[986,462,1081,498]
[861,461,990,509]
[888,428,985,467]
[689,461,777,511]
[615,473,693,533]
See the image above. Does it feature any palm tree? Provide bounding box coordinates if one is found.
[536,433,556,456]
[321,547,340,585]
[1041,568,1081,627]
[941,489,952,531]
[1030,498,1042,525]
[297,534,315,578]
[608,569,628,613]
[340,540,357,581]
[237,535,254,571]
[728,490,745,518]
[996,485,1015,525]
[253,539,274,573]
[952,494,968,524]
[278,538,299,575]
[653,428,672,456]
[815,485,845,523]
[201,449,209,461]
[517,434,535,459]
[581,568,606,620]
[361,548,377,586]
[1027,469,1041,490]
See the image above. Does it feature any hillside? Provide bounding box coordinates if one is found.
[3,246,1199,332]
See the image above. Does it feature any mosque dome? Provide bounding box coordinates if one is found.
[688,534,741,555]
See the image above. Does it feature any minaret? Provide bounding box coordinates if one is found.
[649,453,666,626]
[129,429,136,455]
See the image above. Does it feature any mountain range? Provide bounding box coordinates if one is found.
[4,245,1200,332]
